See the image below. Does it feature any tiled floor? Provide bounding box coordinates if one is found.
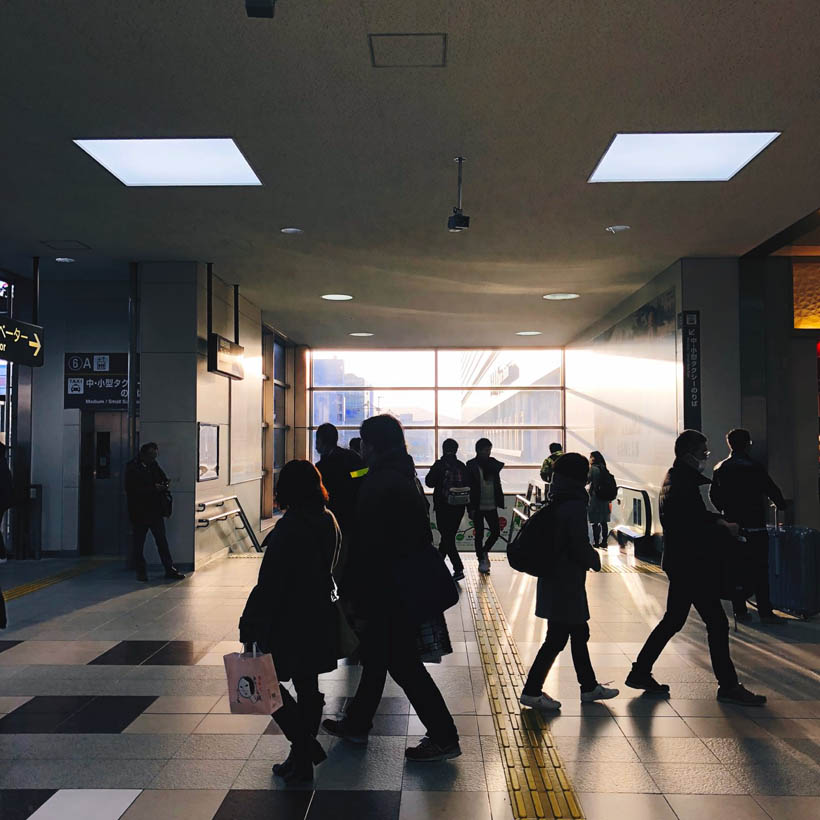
[0,546,817,819]
[492,546,820,819]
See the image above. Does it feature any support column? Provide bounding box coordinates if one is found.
[138,262,199,571]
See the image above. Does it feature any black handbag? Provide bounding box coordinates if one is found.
[390,542,459,626]
[159,490,173,518]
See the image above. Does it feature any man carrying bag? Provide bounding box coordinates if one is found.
[322,414,461,763]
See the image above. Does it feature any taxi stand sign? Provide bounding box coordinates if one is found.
[0,319,44,367]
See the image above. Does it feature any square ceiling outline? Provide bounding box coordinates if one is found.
[368,33,447,68]
[40,239,91,250]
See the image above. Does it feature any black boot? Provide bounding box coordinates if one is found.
[273,693,325,777]
[299,691,326,738]
[271,695,326,779]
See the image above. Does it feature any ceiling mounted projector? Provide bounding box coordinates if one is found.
[448,156,470,232]
[246,0,275,17]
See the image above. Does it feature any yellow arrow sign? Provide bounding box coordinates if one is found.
[28,333,42,357]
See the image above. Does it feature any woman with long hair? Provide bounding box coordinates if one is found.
[239,460,340,783]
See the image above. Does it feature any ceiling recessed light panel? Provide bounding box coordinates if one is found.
[321,294,353,301]
[281,227,303,235]
[516,331,542,336]
[543,293,580,301]
[73,138,262,187]
[55,257,75,263]
[588,132,780,183]
[349,332,374,337]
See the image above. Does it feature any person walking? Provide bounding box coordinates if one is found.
[625,430,767,706]
[540,442,564,484]
[710,428,788,625]
[466,438,505,575]
[0,442,14,562]
[520,454,619,710]
[425,439,470,581]
[125,443,184,582]
[323,414,461,762]
[239,460,341,783]
[587,451,612,547]
[315,423,366,541]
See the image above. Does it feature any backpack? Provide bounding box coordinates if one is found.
[540,453,561,483]
[442,461,470,506]
[594,468,618,502]
[506,504,556,577]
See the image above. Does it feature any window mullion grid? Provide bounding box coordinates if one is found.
[308,351,567,470]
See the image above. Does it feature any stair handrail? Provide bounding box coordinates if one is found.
[196,495,262,552]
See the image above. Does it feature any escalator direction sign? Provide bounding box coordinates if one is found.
[0,319,44,367]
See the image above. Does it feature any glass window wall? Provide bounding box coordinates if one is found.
[310,349,563,493]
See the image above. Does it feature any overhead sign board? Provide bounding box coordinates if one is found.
[65,353,131,410]
[208,333,245,380]
[0,319,44,367]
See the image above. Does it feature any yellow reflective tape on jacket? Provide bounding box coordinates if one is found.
[350,468,369,479]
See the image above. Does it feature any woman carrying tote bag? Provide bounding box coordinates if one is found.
[239,460,341,784]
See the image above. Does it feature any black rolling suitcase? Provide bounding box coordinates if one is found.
[768,512,820,618]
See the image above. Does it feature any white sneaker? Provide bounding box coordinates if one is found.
[519,692,562,711]
[478,557,491,574]
[581,684,619,702]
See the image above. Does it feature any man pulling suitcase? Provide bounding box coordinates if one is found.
[710,429,788,625]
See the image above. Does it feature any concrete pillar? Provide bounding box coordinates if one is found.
[680,258,742,455]
[138,262,200,570]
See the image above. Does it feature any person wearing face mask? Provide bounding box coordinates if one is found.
[625,430,767,707]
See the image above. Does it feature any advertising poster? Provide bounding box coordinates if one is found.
[430,498,514,551]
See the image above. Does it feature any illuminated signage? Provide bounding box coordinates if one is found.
[0,319,44,367]
[65,353,130,409]
[208,333,245,380]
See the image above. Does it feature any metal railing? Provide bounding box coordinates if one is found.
[196,495,262,553]
[508,483,544,541]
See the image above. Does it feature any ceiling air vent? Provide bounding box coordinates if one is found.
[40,240,91,250]
[368,33,447,68]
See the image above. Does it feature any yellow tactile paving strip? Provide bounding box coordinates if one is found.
[490,552,663,574]
[466,564,584,820]
[3,560,108,601]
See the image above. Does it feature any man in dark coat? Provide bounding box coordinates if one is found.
[521,454,618,711]
[124,442,184,582]
[466,438,505,575]
[323,414,461,763]
[626,430,767,706]
[315,422,366,541]
[710,428,787,624]
[425,438,469,581]
[0,442,14,561]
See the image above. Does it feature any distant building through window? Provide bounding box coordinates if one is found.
[309,350,564,492]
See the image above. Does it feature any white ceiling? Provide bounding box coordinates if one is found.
[1,1,819,346]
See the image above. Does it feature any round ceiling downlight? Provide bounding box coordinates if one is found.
[543,293,580,301]
[349,332,374,337]
[55,257,75,263]
[516,331,542,336]
[280,227,303,235]
[321,294,353,301]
